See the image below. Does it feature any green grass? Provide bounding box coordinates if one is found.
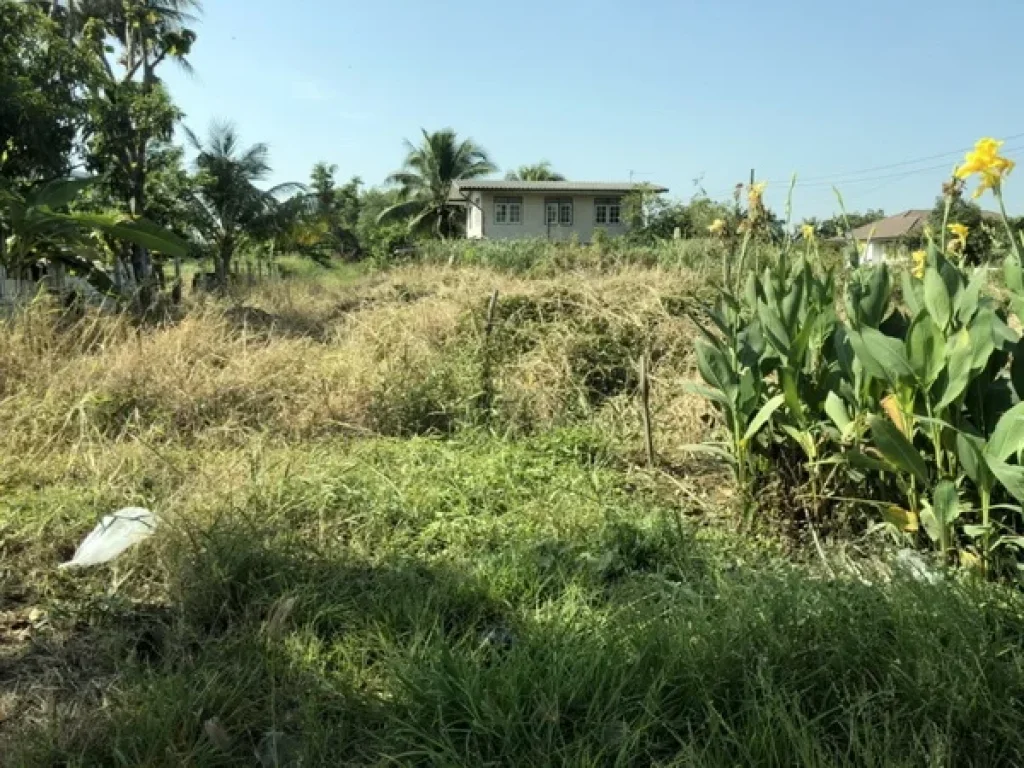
[3,262,1024,766]
[4,429,1024,766]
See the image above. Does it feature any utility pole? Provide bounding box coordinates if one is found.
[750,168,755,186]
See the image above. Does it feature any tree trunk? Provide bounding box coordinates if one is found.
[216,239,233,291]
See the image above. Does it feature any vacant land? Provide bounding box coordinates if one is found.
[2,262,1024,766]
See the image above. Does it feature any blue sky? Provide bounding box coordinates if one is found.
[164,0,1024,220]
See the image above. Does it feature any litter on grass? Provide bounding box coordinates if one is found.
[59,507,158,569]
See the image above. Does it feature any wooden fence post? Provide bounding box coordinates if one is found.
[640,350,655,468]
[479,290,500,418]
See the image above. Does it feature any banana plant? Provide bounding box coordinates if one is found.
[0,176,188,290]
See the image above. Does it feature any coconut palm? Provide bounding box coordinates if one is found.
[505,161,565,182]
[378,129,496,238]
[184,122,301,286]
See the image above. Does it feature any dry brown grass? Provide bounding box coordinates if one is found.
[0,265,714,461]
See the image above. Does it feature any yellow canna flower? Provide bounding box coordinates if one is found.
[747,181,767,208]
[947,222,969,253]
[801,223,816,242]
[911,249,926,279]
[708,218,727,236]
[954,137,1016,198]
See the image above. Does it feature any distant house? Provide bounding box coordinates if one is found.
[451,180,668,243]
[849,210,930,263]
[850,208,1001,262]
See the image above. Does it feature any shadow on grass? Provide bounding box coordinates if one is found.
[5,512,1024,767]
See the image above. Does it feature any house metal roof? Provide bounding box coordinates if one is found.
[452,180,669,194]
[849,208,1002,241]
[850,210,931,241]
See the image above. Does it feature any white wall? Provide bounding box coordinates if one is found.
[466,191,484,238]
[470,192,630,242]
[862,241,887,264]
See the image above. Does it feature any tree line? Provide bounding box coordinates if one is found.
[2,0,928,303]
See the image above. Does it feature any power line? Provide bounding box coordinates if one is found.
[792,131,1024,184]
[702,133,1024,200]
[703,145,1024,201]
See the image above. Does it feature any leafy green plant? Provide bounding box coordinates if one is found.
[689,141,1024,576]
[0,176,187,290]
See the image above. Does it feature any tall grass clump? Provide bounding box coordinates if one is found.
[394,236,733,279]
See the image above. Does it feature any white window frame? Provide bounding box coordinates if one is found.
[546,198,573,227]
[494,196,522,225]
[595,197,622,226]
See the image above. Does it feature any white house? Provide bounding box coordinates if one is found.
[849,210,930,263]
[451,180,668,243]
[849,208,1001,262]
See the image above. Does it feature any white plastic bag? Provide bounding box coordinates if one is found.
[59,507,158,569]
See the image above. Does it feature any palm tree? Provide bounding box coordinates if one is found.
[505,161,565,182]
[184,122,300,286]
[378,128,496,238]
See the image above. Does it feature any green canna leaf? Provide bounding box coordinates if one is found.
[824,391,851,432]
[987,457,1024,503]
[780,424,816,459]
[968,309,997,373]
[906,314,946,387]
[868,415,929,484]
[991,312,1020,347]
[859,266,890,328]
[936,330,973,410]
[955,268,985,324]
[956,432,992,490]
[985,401,1024,462]
[940,259,963,304]
[932,480,962,527]
[923,267,952,329]
[780,368,805,426]
[742,394,786,444]
[682,382,730,407]
[844,449,898,475]
[744,271,759,310]
[1012,340,1024,401]
[1005,254,1024,294]
[757,300,791,356]
[901,269,924,316]
[695,342,738,403]
[848,327,915,384]
[781,273,805,333]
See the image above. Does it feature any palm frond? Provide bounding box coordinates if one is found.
[376,198,428,225]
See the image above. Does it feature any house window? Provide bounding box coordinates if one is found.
[546,198,572,226]
[495,196,522,225]
[595,197,622,225]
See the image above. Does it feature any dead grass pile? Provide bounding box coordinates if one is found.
[0,265,714,457]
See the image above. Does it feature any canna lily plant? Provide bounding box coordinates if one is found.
[690,136,1024,577]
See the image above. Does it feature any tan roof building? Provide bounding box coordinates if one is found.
[850,210,930,242]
